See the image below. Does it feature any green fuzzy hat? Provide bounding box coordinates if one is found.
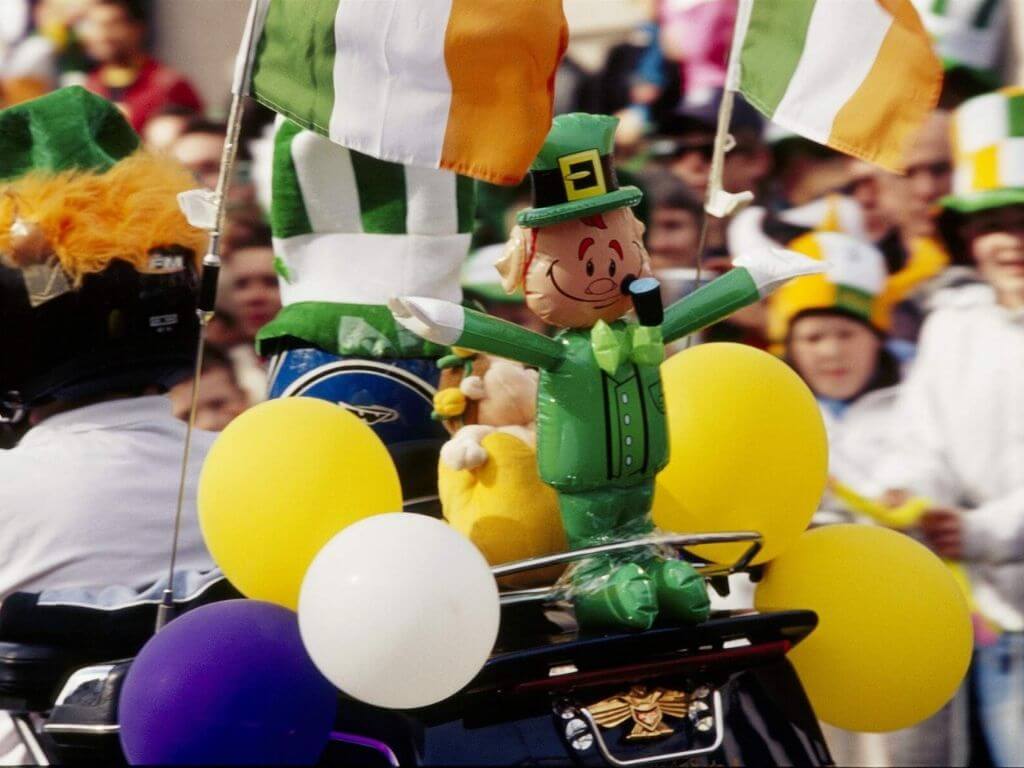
[0,86,140,181]
[517,113,641,229]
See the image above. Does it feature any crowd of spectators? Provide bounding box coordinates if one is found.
[0,0,1021,765]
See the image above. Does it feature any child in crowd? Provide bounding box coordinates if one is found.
[879,87,1024,768]
[770,232,902,518]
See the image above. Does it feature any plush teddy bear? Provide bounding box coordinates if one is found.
[434,351,539,470]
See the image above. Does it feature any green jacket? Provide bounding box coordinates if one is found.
[450,268,762,493]
[537,323,667,491]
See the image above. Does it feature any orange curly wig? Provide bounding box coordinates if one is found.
[0,151,207,282]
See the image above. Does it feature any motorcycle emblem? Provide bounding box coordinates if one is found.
[588,686,689,741]
[337,401,401,425]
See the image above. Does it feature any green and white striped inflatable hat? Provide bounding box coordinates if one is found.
[911,0,1005,73]
[942,87,1024,214]
[269,118,475,307]
[255,117,476,357]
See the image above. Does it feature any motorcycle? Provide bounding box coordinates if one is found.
[0,531,831,766]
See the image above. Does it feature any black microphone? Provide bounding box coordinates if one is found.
[621,275,664,327]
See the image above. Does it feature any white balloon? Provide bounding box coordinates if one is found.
[298,513,500,709]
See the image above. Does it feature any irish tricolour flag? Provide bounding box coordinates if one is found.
[237,0,568,186]
[730,0,943,170]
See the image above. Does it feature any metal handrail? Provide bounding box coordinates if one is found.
[495,531,763,606]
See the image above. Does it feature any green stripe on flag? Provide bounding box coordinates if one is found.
[349,151,408,234]
[271,120,314,239]
[738,0,817,117]
[1008,93,1024,138]
[930,0,948,15]
[456,176,476,234]
[251,0,339,135]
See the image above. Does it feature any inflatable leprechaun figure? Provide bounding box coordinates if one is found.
[391,114,821,630]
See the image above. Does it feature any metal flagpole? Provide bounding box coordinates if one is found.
[156,0,266,632]
[684,0,756,348]
[704,0,755,221]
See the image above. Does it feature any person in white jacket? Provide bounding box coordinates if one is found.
[879,87,1024,768]
[0,88,216,764]
[769,231,904,514]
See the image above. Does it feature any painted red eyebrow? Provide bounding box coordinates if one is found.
[609,239,623,260]
[578,237,595,260]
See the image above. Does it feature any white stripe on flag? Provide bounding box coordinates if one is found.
[772,0,891,144]
[955,92,1008,155]
[329,0,389,153]
[405,165,459,236]
[274,232,471,305]
[329,0,454,167]
[291,129,364,234]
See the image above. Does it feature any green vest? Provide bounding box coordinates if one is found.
[536,324,668,493]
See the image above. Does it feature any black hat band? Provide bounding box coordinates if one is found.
[530,152,619,211]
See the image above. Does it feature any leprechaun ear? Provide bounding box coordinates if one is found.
[632,210,647,239]
[496,225,529,294]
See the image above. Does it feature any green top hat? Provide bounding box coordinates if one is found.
[0,86,140,182]
[517,113,642,229]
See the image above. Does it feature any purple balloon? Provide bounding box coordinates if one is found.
[119,600,337,765]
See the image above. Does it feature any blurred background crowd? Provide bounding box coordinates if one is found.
[0,0,1022,765]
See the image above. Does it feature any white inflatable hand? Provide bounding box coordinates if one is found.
[389,296,465,346]
[734,247,826,296]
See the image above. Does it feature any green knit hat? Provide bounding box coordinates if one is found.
[0,86,140,181]
[517,113,642,228]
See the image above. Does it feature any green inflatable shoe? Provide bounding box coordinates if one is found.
[572,562,658,631]
[650,559,710,624]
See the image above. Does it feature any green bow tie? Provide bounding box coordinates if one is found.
[591,320,665,374]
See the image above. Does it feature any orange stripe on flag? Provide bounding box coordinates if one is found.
[441,0,568,186]
[829,0,942,172]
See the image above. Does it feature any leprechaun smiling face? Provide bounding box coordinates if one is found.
[512,207,651,329]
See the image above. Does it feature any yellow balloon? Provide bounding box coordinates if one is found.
[198,397,402,609]
[653,343,827,564]
[755,525,972,732]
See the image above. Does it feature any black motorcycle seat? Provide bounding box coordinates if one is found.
[0,642,102,712]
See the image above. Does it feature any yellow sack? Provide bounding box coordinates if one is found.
[439,432,565,588]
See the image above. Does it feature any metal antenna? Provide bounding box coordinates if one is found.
[156,0,265,631]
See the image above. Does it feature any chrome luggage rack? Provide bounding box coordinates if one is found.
[492,531,763,606]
